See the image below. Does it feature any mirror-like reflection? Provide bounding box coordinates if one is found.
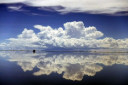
[0,51,128,81]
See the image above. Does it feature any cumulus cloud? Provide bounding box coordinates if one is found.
[0,0,128,15]
[0,21,128,50]
[1,51,128,81]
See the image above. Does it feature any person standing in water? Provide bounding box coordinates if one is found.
[33,50,36,53]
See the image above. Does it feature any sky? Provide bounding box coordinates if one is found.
[0,0,128,50]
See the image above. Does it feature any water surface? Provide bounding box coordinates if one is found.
[0,51,128,85]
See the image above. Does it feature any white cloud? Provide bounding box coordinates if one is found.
[18,28,38,40]
[8,6,22,11]
[0,0,25,4]
[1,0,128,15]
[7,5,45,16]
[0,21,128,50]
[64,21,103,39]
[7,5,29,12]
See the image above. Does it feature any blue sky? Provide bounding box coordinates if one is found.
[0,0,128,50]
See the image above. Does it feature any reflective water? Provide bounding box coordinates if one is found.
[0,51,128,85]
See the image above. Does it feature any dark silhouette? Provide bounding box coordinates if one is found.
[33,50,36,53]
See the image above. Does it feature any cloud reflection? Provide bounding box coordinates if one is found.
[0,51,128,81]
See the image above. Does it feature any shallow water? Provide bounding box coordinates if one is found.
[0,51,128,85]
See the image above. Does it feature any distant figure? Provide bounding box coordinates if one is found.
[33,50,36,53]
